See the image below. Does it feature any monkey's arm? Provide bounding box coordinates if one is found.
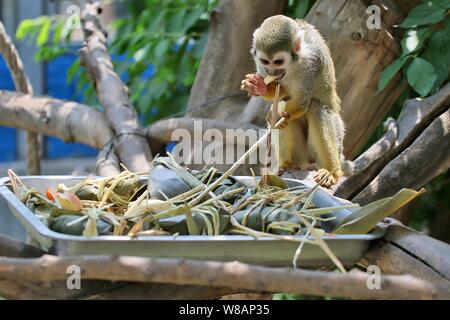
[283,108,308,121]
[298,50,323,108]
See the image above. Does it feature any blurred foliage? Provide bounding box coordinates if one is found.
[285,0,316,18]
[378,0,450,96]
[410,172,450,233]
[372,0,449,239]
[16,0,218,124]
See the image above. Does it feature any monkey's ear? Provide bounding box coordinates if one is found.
[250,47,256,56]
[294,37,301,53]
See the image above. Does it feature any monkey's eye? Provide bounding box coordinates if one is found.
[274,59,284,65]
[260,58,269,65]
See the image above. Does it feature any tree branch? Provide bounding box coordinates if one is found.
[336,83,450,201]
[353,110,450,204]
[79,2,152,172]
[96,141,121,176]
[359,218,450,285]
[0,254,449,299]
[0,91,112,150]
[0,21,41,175]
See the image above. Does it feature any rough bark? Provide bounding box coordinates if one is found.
[96,141,121,176]
[0,91,113,150]
[0,21,41,175]
[79,2,152,172]
[0,253,449,299]
[187,0,287,120]
[353,110,450,204]
[0,278,235,300]
[359,219,450,286]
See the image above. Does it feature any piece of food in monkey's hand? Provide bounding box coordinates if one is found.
[264,75,279,85]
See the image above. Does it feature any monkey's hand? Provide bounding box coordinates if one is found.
[276,109,308,129]
[241,74,268,96]
[277,111,291,129]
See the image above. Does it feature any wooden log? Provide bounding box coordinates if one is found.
[359,218,450,286]
[1,254,449,299]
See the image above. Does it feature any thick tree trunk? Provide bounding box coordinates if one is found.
[187,0,287,121]
[304,0,406,158]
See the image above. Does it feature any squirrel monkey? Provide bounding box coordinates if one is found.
[241,15,352,188]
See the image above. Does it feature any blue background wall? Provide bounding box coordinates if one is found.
[0,52,98,162]
[0,56,18,162]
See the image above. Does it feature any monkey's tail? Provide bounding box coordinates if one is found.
[341,156,355,177]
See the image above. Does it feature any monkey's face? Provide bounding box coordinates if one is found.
[254,50,291,80]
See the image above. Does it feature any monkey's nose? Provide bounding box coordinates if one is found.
[266,69,285,77]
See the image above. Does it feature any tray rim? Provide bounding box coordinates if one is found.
[0,175,387,244]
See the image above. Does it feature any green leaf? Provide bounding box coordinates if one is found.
[377,56,411,92]
[400,27,431,55]
[36,17,51,46]
[154,39,171,58]
[294,0,311,18]
[67,60,81,82]
[406,57,438,96]
[399,2,447,28]
[421,19,450,92]
[433,0,450,9]
[16,19,36,40]
[52,19,65,44]
[183,6,205,32]
[334,189,424,234]
[167,10,186,33]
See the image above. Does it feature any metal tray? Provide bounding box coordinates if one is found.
[0,175,386,267]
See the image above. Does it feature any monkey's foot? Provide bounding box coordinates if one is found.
[314,169,337,188]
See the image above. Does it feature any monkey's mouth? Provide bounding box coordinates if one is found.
[273,70,286,81]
